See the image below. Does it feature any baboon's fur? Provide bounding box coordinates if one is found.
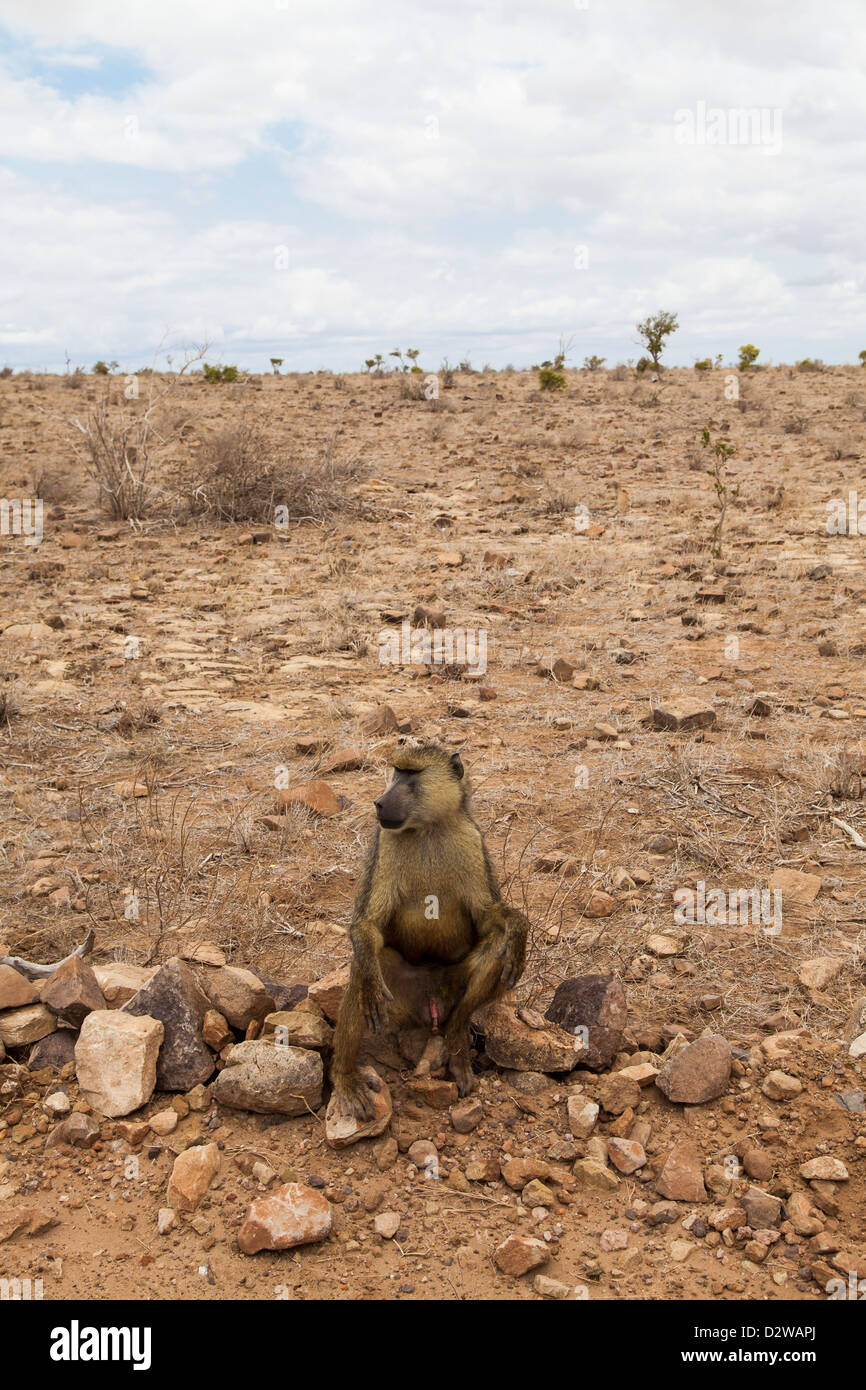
[331,744,529,1119]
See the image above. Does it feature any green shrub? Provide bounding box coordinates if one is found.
[737,344,760,371]
[635,356,653,374]
[635,310,678,370]
[583,355,606,371]
[694,358,713,371]
[796,357,824,372]
[538,367,566,391]
[859,350,866,367]
[202,363,240,384]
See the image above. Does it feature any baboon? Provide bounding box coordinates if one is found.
[331,744,529,1119]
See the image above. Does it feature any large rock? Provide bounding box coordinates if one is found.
[250,971,308,1012]
[192,965,275,1031]
[479,1002,580,1073]
[166,1143,220,1211]
[655,1035,731,1104]
[28,1028,77,1071]
[740,1185,783,1227]
[75,1010,163,1117]
[123,957,214,1091]
[40,957,105,1028]
[493,1236,549,1276]
[307,965,350,1022]
[324,1067,392,1148]
[798,957,843,990]
[544,974,627,1071]
[0,1004,57,1047]
[652,698,716,732]
[262,1010,333,1051]
[656,1139,707,1201]
[0,965,38,1009]
[93,963,155,1006]
[238,1182,333,1254]
[210,1039,323,1114]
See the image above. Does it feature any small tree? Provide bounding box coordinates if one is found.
[270,357,283,375]
[583,355,606,371]
[737,344,760,371]
[635,310,678,370]
[858,349,866,367]
[92,360,119,375]
[701,426,739,558]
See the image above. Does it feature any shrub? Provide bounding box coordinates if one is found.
[92,360,118,375]
[737,344,760,371]
[538,368,566,391]
[694,358,713,371]
[635,310,678,370]
[202,363,240,384]
[635,356,653,374]
[796,357,824,372]
[583,355,606,371]
[859,350,866,367]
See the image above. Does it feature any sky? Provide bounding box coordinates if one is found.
[0,0,863,374]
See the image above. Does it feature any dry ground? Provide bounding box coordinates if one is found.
[0,361,864,1301]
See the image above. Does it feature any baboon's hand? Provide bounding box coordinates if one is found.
[333,1070,381,1122]
[493,907,529,990]
[359,974,394,1033]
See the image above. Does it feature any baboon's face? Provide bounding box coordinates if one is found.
[374,754,464,831]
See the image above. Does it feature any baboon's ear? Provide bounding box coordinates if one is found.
[450,753,464,780]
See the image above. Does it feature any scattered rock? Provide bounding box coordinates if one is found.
[0,1004,57,1047]
[193,965,275,1031]
[493,1235,549,1276]
[373,1211,401,1239]
[799,1157,848,1182]
[166,1144,220,1211]
[238,1182,333,1254]
[656,1035,732,1104]
[740,1186,783,1228]
[762,1070,802,1101]
[325,1068,392,1148]
[28,1029,77,1071]
[450,1097,483,1133]
[40,957,105,1028]
[92,963,154,1006]
[480,1002,580,1072]
[768,868,822,905]
[656,1140,707,1202]
[597,1073,641,1115]
[798,957,843,990]
[572,1158,618,1192]
[0,964,39,1009]
[652,698,716,732]
[276,780,341,818]
[261,1010,334,1051]
[608,1138,647,1174]
[307,965,350,1022]
[567,1096,599,1138]
[45,1112,99,1148]
[123,958,214,1091]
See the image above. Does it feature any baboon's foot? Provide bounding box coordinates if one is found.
[331,1070,380,1122]
[447,1049,477,1097]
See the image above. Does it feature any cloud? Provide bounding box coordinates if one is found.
[0,0,864,369]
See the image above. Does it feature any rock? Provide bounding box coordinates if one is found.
[710,1206,747,1231]
[480,1002,579,1073]
[656,1035,731,1104]
[193,965,276,1031]
[787,1192,823,1236]
[45,1112,99,1148]
[211,1039,323,1115]
[307,965,350,1022]
[522,1179,555,1207]
[533,1274,573,1300]
[646,934,683,957]
[608,1138,647,1174]
[600,1228,629,1252]
[466,1158,501,1182]
[544,974,627,1071]
[742,1146,774,1182]
[768,868,822,905]
[762,1070,802,1100]
[450,1097,483,1133]
[0,965,38,1009]
[359,704,400,736]
[493,1236,549,1276]
[322,747,363,774]
[238,1182,333,1254]
[166,1143,220,1211]
[40,957,105,1027]
[572,1158,618,1192]
[798,957,843,990]
[325,1068,392,1148]
[276,780,342,817]
[670,1239,696,1263]
[185,1083,210,1111]
[500,1157,551,1190]
[656,1140,707,1202]
[740,1186,783,1228]
[406,1077,458,1109]
[583,891,617,918]
[0,1003,57,1047]
[42,1090,71,1117]
[123,958,214,1091]
[202,1009,233,1051]
[597,1073,641,1115]
[117,1121,150,1145]
[849,1033,866,1058]
[261,1010,333,1051]
[617,1063,658,1087]
[149,1109,178,1136]
[362,1209,400,1243]
[75,1010,163,1118]
[28,1029,77,1071]
[0,1206,58,1243]
[652,698,716,732]
[250,972,308,1012]
[92,963,154,1006]
[799,1157,848,1182]
[567,1096,599,1138]
[179,941,226,967]
[504,1069,554,1095]
[157,1208,177,1235]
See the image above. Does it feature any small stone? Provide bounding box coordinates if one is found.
[238,1182,333,1254]
[500,1157,551,1190]
[276,780,341,818]
[405,1077,458,1109]
[261,1010,333,1051]
[374,1211,401,1239]
[600,1228,629,1252]
[122,958,214,1092]
[656,1140,706,1202]
[761,1070,802,1100]
[45,1112,99,1148]
[544,974,627,1071]
[166,1143,220,1211]
[93,963,154,1006]
[799,1157,848,1182]
[40,957,105,1028]
[0,965,39,1009]
[493,1236,549,1276]
[522,1179,556,1208]
[572,1158,618,1192]
[533,1274,573,1299]
[740,1186,783,1228]
[608,1138,647,1174]
[567,1096,599,1138]
[325,1068,392,1148]
[480,1001,580,1073]
[597,1074,641,1115]
[211,1039,323,1115]
[0,1004,57,1047]
[149,1109,178,1136]
[656,1035,732,1105]
[652,698,716,732]
[28,1030,77,1071]
[157,1208,177,1235]
[797,957,843,990]
[307,965,350,1022]
[768,868,822,905]
[450,1097,483,1132]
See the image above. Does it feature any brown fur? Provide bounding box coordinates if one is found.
[331,744,529,1119]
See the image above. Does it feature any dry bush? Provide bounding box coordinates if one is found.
[185,417,366,525]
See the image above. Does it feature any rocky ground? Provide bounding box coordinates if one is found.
[0,361,864,1302]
